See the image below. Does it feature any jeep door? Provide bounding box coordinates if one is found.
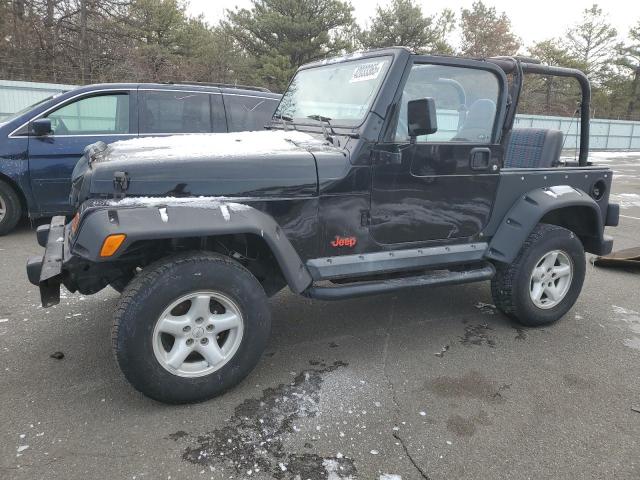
[27,90,134,215]
[370,58,507,245]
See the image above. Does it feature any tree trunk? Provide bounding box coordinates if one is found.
[545,77,554,114]
[627,66,640,120]
[45,0,56,82]
[80,0,89,83]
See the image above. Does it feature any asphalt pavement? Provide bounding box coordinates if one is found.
[1,153,639,480]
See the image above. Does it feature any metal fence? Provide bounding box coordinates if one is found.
[514,114,640,150]
[0,80,76,120]
[433,110,640,151]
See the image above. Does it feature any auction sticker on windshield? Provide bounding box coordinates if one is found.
[350,61,386,83]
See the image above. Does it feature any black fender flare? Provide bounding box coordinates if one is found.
[72,201,313,293]
[485,186,610,263]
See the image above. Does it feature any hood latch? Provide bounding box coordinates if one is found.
[113,171,130,196]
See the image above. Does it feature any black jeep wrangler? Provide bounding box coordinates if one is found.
[27,48,619,404]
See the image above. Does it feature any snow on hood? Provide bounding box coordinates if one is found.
[101,130,321,163]
[105,195,253,210]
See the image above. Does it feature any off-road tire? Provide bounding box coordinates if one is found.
[112,251,271,404]
[491,223,585,326]
[110,270,137,293]
[0,181,22,235]
[110,278,129,293]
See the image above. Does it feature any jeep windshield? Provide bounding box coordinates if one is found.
[274,56,392,127]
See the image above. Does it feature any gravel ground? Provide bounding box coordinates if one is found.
[1,153,639,480]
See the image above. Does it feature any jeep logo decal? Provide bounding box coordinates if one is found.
[330,235,357,248]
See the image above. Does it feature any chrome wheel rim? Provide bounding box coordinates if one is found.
[0,195,6,222]
[529,250,573,309]
[152,290,244,378]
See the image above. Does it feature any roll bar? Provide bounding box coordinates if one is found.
[488,57,591,166]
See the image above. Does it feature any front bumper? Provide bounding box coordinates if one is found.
[26,216,67,307]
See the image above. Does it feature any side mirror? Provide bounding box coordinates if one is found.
[407,98,438,139]
[32,118,52,136]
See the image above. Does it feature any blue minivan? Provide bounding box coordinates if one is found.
[0,83,281,234]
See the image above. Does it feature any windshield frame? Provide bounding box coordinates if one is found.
[273,54,395,130]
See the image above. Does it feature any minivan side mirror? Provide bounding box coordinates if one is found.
[407,98,438,139]
[32,118,52,136]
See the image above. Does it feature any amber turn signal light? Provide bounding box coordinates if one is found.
[100,234,126,257]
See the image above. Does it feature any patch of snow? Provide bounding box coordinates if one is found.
[380,475,402,480]
[419,411,426,416]
[158,207,169,223]
[610,193,640,209]
[17,445,28,453]
[103,130,320,164]
[323,458,354,480]
[106,196,255,217]
[0,319,8,323]
[220,205,230,221]
[612,305,640,350]
[589,151,640,161]
[369,449,379,455]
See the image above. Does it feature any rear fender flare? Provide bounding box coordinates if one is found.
[73,201,313,293]
[486,186,605,263]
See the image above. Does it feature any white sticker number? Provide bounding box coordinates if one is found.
[350,62,385,83]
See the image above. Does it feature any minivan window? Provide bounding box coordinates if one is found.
[46,93,130,135]
[139,91,213,134]
[224,95,279,131]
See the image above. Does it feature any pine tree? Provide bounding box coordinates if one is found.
[225,0,355,91]
[358,0,454,54]
[459,1,520,57]
[619,21,640,119]
[565,4,618,87]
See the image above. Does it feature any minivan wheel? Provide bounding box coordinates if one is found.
[0,181,22,235]
[491,223,585,327]
[112,252,271,404]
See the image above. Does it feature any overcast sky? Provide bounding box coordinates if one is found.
[187,0,640,48]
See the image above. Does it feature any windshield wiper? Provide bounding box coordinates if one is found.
[307,114,332,124]
[306,114,340,145]
[270,113,293,131]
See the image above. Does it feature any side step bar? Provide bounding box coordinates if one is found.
[303,263,495,300]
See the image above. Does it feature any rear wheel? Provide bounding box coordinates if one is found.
[112,252,271,404]
[491,223,585,326]
[0,181,22,235]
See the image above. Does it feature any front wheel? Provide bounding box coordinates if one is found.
[491,224,585,326]
[0,181,22,235]
[112,252,271,404]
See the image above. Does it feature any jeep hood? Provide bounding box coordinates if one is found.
[72,130,341,204]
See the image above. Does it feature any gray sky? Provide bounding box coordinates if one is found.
[187,0,640,48]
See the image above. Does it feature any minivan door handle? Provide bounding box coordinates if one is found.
[469,147,492,170]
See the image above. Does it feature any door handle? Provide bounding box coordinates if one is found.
[470,147,492,170]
